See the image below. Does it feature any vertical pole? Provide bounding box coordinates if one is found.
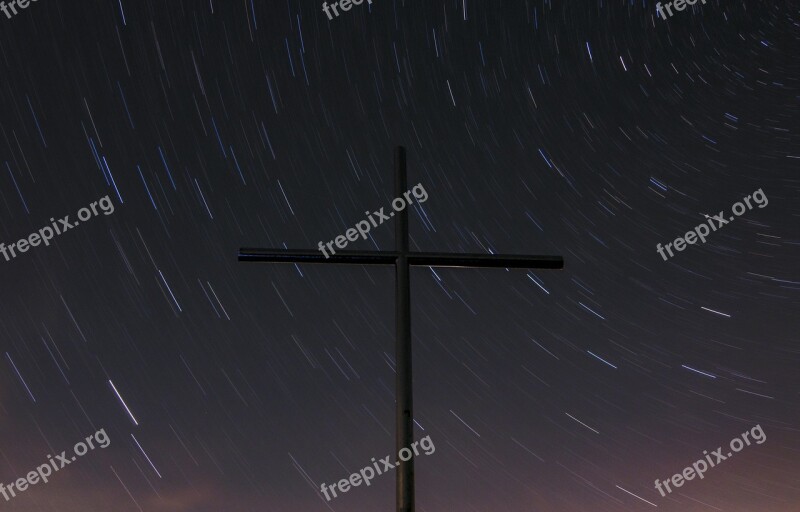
[394,146,414,512]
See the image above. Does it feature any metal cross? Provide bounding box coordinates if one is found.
[239,146,564,511]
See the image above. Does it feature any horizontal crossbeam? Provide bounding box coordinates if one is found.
[239,248,563,269]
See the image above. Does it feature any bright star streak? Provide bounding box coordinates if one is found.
[681,364,717,379]
[587,350,618,369]
[565,412,599,434]
[131,434,162,478]
[615,485,657,507]
[6,353,36,403]
[701,306,731,317]
[109,379,139,425]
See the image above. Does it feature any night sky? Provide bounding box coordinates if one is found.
[0,0,798,511]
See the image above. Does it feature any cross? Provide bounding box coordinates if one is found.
[239,146,563,512]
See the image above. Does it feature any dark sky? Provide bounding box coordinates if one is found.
[0,0,798,511]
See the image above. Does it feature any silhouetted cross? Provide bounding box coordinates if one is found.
[239,146,563,512]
